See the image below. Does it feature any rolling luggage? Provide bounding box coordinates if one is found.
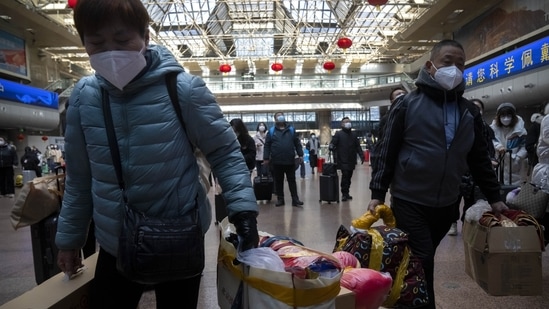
[320,152,339,203]
[254,167,274,201]
[29,165,95,284]
[322,151,337,176]
[30,212,61,284]
[497,150,518,200]
[319,174,339,204]
[30,166,65,284]
[22,169,37,185]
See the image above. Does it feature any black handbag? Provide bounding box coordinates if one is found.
[101,76,204,285]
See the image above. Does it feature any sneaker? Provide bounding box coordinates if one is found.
[342,195,352,201]
[448,222,458,236]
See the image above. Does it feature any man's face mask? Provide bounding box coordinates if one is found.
[276,115,285,123]
[89,46,146,90]
[500,116,513,126]
[431,63,463,90]
[343,122,352,129]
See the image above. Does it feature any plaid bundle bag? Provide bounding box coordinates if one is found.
[333,205,428,308]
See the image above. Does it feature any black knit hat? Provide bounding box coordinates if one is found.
[496,102,516,114]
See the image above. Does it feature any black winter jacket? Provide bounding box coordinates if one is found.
[330,129,364,170]
[370,68,501,207]
[0,145,17,168]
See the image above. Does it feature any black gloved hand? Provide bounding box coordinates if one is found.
[231,211,259,252]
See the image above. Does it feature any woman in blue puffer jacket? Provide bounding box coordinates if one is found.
[55,1,258,308]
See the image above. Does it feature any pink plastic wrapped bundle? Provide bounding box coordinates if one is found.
[340,268,393,309]
[332,251,361,268]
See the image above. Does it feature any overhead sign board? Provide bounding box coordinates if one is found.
[464,36,549,88]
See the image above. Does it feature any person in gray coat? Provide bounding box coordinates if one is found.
[55,1,258,308]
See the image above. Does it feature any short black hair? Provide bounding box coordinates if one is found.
[389,87,406,102]
[341,117,350,121]
[430,39,465,61]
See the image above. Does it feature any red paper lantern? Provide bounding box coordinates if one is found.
[219,64,232,74]
[41,136,48,142]
[67,0,77,9]
[323,61,336,72]
[337,37,353,50]
[368,0,388,10]
[17,133,25,141]
[271,62,283,73]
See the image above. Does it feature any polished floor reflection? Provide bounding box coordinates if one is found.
[1,164,548,308]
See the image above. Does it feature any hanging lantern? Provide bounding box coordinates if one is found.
[67,0,77,9]
[219,64,232,74]
[337,37,353,52]
[271,62,283,73]
[17,133,25,141]
[41,136,48,142]
[323,61,336,73]
[368,0,388,10]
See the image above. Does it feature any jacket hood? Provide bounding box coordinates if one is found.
[415,66,465,102]
[531,113,543,124]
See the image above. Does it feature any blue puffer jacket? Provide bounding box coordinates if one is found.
[56,45,257,256]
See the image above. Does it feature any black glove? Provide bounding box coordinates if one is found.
[231,211,259,252]
[328,144,334,151]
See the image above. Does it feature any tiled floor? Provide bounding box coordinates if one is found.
[1,164,548,308]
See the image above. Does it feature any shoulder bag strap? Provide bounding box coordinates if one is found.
[101,88,127,204]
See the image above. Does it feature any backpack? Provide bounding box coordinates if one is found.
[269,125,295,137]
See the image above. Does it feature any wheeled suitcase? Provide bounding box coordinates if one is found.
[322,151,337,176]
[319,174,339,203]
[22,169,37,185]
[30,212,61,284]
[497,149,518,200]
[254,174,274,201]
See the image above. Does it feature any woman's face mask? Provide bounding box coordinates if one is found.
[258,125,266,132]
[500,116,512,126]
[89,46,146,90]
[343,122,352,129]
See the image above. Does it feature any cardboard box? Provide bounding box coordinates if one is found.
[462,221,542,296]
[0,253,97,309]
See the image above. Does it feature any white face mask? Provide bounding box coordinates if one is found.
[89,46,146,90]
[0,139,4,146]
[258,126,266,132]
[500,116,512,126]
[344,122,352,129]
[432,64,463,90]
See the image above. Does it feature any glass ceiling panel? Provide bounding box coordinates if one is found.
[29,0,446,71]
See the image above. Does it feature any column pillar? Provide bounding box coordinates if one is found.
[318,110,332,149]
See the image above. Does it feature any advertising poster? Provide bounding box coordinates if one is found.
[0,30,29,79]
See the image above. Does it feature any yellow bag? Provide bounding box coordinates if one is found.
[10,174,64,230]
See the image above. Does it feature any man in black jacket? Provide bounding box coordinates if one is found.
[0,137,18,198]
[368,39,508,309]
[329,117,365,201]
[264,112,304,207]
